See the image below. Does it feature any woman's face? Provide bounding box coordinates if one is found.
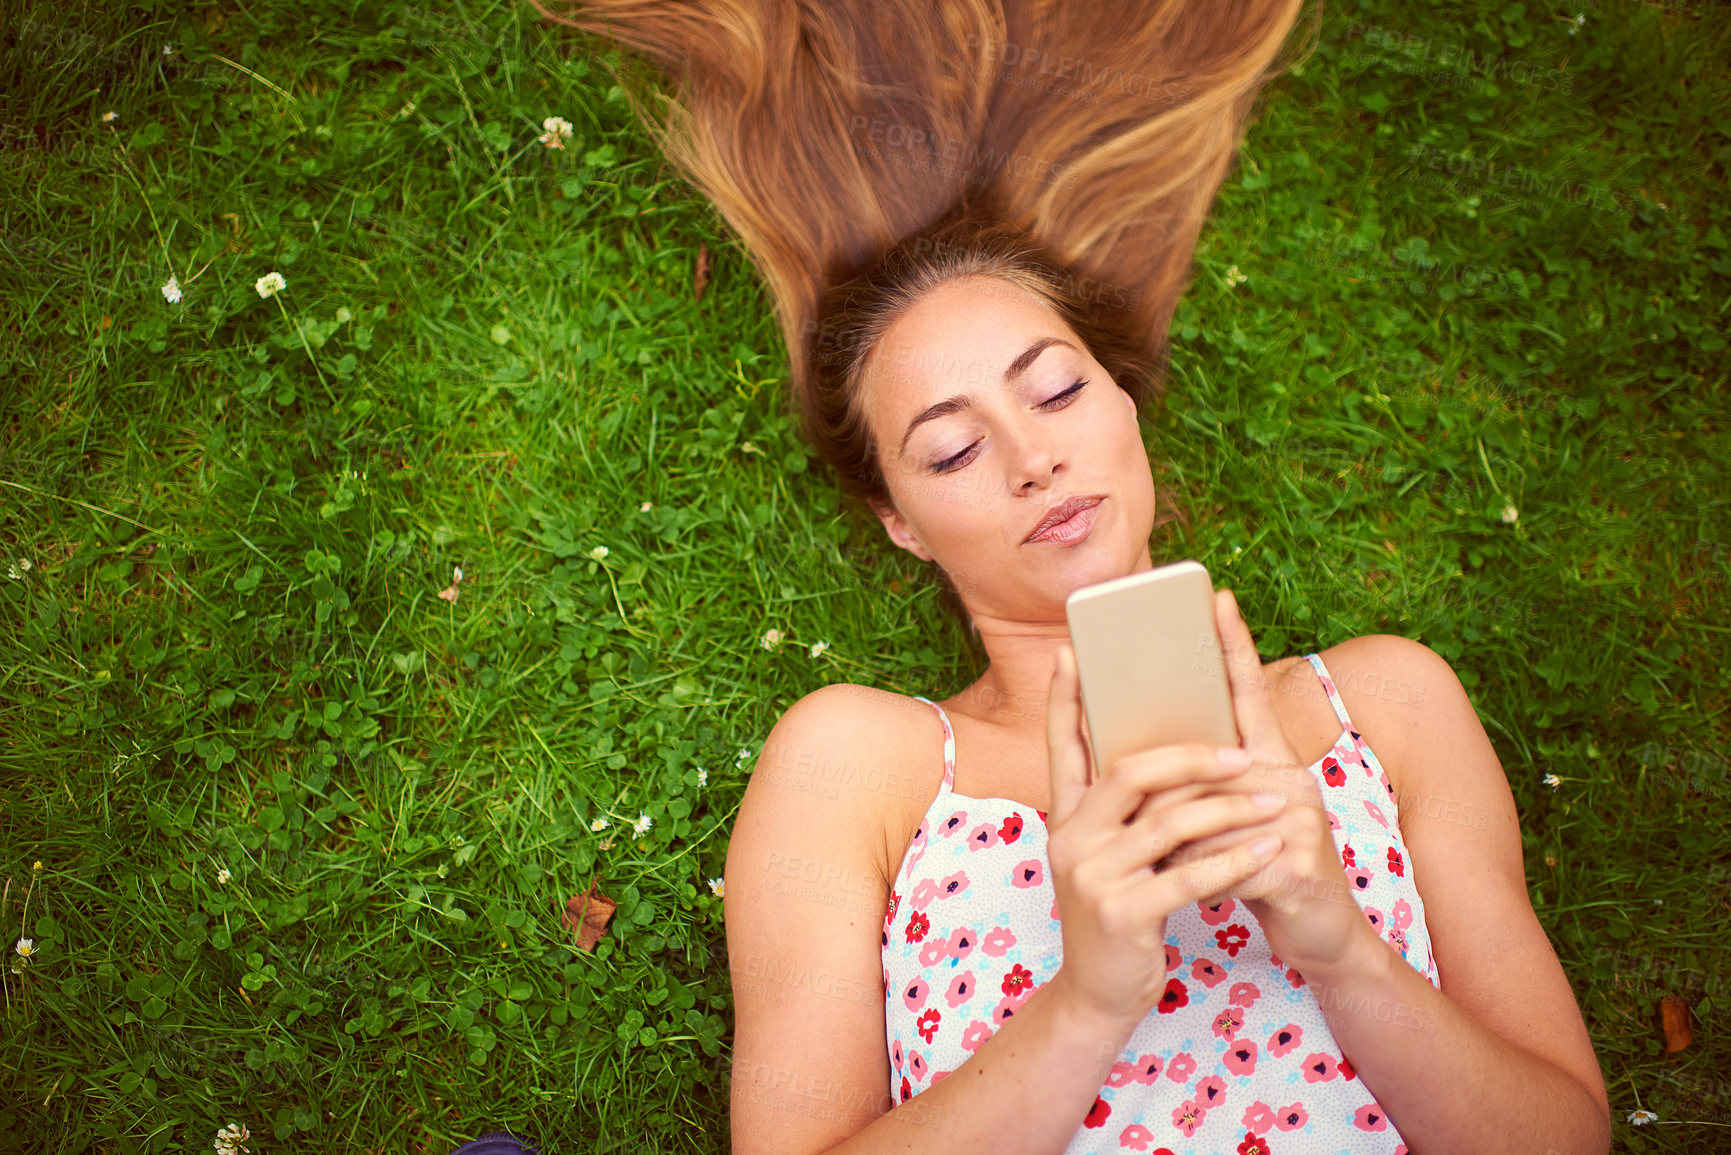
[860,275,1157,622]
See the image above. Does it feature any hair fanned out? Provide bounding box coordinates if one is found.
[533,0,1312,483]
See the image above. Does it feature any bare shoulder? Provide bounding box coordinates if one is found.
[1283,634,1611,1118]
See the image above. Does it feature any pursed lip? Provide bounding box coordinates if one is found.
[1024,494,1105,543]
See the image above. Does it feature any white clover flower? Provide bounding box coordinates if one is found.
[588,546,609,561]
[639,501,653,512]
[1543,773,1561,790]
[162,44,178,56]
[5,564,18,581]
[735,746,753,767]
[255,271,286,298]
[214,1122,252,1154]
[1627,1109,1657,1126]
[761,628,783,650]
[1224,265,1248,287]
[452,566,464,583]
[696,767,708,788]
[162,276,182,304]
[809,641,830,658]
[102,110,118,124]
[216,867,231,884]
[537,116,574,149]
[590,816,609,832]
[1501,505,1519,524]
[1568,13,1585,35]
[17,559,30,572]
[14,938,33,960]
[632,812,652,836]
[708,877,726,898]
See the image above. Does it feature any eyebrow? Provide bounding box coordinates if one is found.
[896,337,1077,456]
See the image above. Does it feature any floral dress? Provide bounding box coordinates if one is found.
[881,653,1440,1153]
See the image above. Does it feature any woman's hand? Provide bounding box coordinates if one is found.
[1042,640,1287,1029]
[1166,588,1386,979]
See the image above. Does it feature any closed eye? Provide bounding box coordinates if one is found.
[930,379,1090,474]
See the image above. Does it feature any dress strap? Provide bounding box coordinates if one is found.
[912,696,957,790]
[1304,653,1356,731]
[1301,651,1357,730]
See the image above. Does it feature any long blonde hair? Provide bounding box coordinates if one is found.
[532,0,1312,511]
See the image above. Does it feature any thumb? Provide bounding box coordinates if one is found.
[1045,642,1091,823]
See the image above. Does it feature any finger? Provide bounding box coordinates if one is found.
[1126,831,1285,923]
[1045,642,1091,825]
[1093,789,1287,881]
[1080,744,1252,831]
[1215,588,1280,754]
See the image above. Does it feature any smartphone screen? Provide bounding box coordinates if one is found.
[1064,560,1240,783]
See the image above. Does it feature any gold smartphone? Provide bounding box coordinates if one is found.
[1064,560,1240,784]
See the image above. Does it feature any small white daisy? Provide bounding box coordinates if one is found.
[632,812,652,835]
[14,938,33,960]
[809,641,830,658]
[639,501,653,512]
[161,276,181,304]
[696,767,708,788]
[708,877,726,898]
[537,116,574,149]
[101,110,118,124]
[1224,264,1248,287]
[1627,1109,1657,1126]
[590,816,609,832]
[452,566,464,583]
[1501,505,1519,524]
[255,271,286,298]
[588,546,609,561]
[162,44,178,56]
[1543,773,1561,790]
[216,866,231,884]
[761,628,783,650]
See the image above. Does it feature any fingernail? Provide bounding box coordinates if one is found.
[1251,791,1285,808]
[1218,748,1252,768]
[1249,835,1281,859]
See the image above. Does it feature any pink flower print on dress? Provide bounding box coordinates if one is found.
[1301,1052,1339,1082]
[944,969,978,1008]
[1328,809,1342,832]
[1273,1102,1308,1130]
[891,1038,904,1069]
[1344,864,1373,893]
[1195,1075,1228,1110]
[999,812,1023,844]
[1229,980,1261,1009]
[981,925,1016,957]
[1011,859,1044,888]
[1387,845,1405,876]
[945,926,978,963]
[1129,1053,1164,1084]
[959,1019,993,1053]
[1117,1123,1155,1151]
[1267,1022,1303,1057]
[915,1008,941,1043]
[1222,1037,1258,1076]
[965,822,1000,852]
[1363,799,1389,829]
[1164,943,1183,972]
[1379,769,1396,801]
[1355,1102,1391,1131]
[1242,1102,1276,1132]
[1363,905,1384,932]
[989,994,1022,1026]
[909,1049,927,1082]
[902,845,926,879]
[1212,1004,1245,1041]
[1106,1060,1140,1088]
[917,936,948,968]
[1391,897,1415,929]
[1165,1052,1197,1083]
[1214,924,1251,958]
[1171,1099,1208,1138]
[938,809,969,838]
[1388,924,1410,956]
[901,975,930,1013]
[937,869,971,900]
[1198,896,1236,926]
[909,878,939,909]
[1192,956,1228,988]
[1321,756,1347,787]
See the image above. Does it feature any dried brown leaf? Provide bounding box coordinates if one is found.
[694,242,712,302]
[561,880,617,952]
[1660,994,1692,1053]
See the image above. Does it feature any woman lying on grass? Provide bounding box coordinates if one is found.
[537,0,1610,1151]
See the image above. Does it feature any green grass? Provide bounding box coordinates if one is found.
[1,0,1726,1150]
